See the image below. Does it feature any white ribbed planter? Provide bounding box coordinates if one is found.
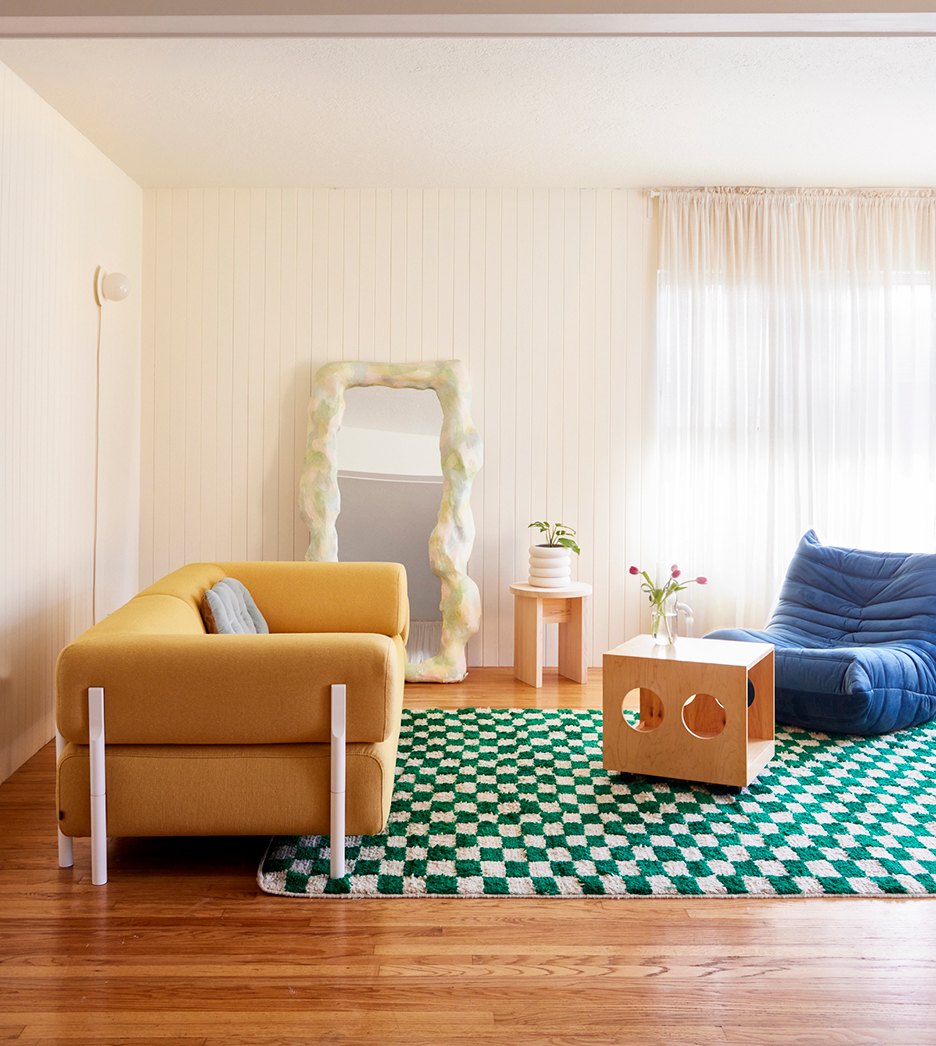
[528,544,572,588]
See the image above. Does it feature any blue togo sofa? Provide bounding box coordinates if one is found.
[705,530,936,735]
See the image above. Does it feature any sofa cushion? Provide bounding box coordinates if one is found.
[201,578,269,635]
[764,529,936,647]
[56,735,401,838]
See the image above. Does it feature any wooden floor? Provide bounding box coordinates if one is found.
[2,668,935,1046]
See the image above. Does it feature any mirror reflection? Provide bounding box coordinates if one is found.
[336,386,445,664]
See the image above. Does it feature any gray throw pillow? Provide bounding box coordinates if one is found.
[201,578,270,635]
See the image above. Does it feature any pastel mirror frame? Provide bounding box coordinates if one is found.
[299,359,483,682]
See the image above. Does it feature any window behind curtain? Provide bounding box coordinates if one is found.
[652,188,936,635]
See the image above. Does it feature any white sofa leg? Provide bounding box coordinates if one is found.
[330,683,346,879]
[88,687,107,886]
[55,728,74,868]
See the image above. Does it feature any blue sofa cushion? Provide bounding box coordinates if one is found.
[706,530,936,735]
[201,578,270,635]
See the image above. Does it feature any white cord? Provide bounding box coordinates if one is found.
[91,302,102,624]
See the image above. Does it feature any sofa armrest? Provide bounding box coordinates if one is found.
[56,632,405,747]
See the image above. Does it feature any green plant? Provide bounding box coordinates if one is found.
[528,521,581,555]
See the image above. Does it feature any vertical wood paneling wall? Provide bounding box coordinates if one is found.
[0,62,142,782]
[141,188,655,666]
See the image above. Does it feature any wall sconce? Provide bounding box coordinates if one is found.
[94,268,130,305]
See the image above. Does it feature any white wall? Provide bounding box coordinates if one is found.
[141,187,655,667]
[0,60,142,782]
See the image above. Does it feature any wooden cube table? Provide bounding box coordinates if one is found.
[510,582,592,688]
[602,635,775,790]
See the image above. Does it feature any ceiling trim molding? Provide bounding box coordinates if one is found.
[3,12,936,37]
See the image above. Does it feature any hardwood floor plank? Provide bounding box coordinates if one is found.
[198,1034,728,1046]
[20,1041,206,1046]
[3,1011,497,1036]
[728,1033,936,1046]
[197,1039,722,1046]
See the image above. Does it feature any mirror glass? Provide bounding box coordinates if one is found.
[336,387,445,665]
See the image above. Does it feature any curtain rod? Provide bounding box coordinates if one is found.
[645,187,936,197]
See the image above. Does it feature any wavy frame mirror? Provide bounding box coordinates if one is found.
[299,360,483,682]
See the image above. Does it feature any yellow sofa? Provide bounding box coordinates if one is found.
[55,560,408,882]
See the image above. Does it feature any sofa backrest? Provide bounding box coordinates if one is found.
[216,561,409,639]
[769,529,936,646]
[129,560,408,639]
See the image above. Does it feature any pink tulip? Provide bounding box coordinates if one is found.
[671,568,681,578]
[629,566,640,575]
[697,576,708,585]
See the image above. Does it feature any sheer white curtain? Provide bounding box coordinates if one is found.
[652,188,936,635]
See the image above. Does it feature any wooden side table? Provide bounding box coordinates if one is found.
[602,634,775,789]
[510,582,592,688]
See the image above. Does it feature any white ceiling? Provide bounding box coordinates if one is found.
[344,386,443,435]
[1,33,935,188]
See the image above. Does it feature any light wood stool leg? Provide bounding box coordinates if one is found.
[514,595,543,687]
[557,596,587,683]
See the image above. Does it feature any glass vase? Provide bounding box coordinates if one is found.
[651,596,678,646]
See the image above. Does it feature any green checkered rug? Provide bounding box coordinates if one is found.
[257,707,936,898]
